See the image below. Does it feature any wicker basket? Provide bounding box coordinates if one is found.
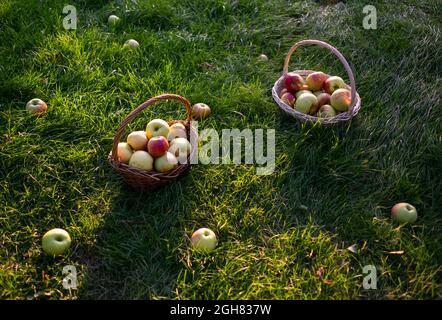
[108,93,196,191]
[272,39,361,124]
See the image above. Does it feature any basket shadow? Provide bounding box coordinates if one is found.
[76,172,194,299]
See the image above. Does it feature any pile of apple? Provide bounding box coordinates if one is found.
[280,71,352,118]
[116,119,191,173]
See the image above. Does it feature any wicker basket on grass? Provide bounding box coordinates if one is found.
[108,93,196,191]
[272,39,361,124]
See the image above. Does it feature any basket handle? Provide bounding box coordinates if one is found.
[283,39,357,112]
[111,93,192,164]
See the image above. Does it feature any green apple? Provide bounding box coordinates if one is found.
[295,90,312,99]
[294,92,317,114]
[127,130,148,151]
[108,15,120,27]
[154,151,178,173]
[145,119,170,139]
[42,228,71,257]
[117,142,133,164]
[124,39,139,49]
[317,104,337,118]
[258,54,268,61]
[26,98,47,115]
[391,203,417,224]
[330,88,352,112]
[128,150,153,171]
[191,228,217,251]
[323,76,346,94]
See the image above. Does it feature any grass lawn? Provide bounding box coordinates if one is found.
[1,0,441,300]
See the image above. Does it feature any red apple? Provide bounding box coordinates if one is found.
[26,98,47,116]
[284,72,305,93]
[330,88,351,112]
[316,92,331,108]
[306,72,329,91]
[147,136,169,158]
[281,92,296,107]
[279,88,288,98]
[323,76,346,94]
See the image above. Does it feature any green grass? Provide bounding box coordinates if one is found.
[1,0,441,300]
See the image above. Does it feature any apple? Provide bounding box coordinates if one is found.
[127,130,148,150]
[391,203,418,224]
[168,123,187,141]
[306,72,329,91]
[169,137,191,162]
[316,92,331,108]
[330,88,352,112]
[26,98,47,115]
[192,103,211,120]
[147,136,169,158]
[284,72,305,93]
[191,228,217,251]
[313,91,325,96]
[279,88,288,98]
[294,92,317,114]
[295,90,312,99]
[42,228,71,257]
[117,142,133,164]
[108,15,120,27]
[154,151,178,172]
[280,92,296,107]
[128,150,153,171]
[317,104,337,118]
[145,119,170,139]
[323,76,346,94]
[301,84,309,90]
[258,54,268,61]
[124,39,139,49]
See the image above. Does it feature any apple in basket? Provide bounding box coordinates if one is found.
[284,72,305,92]
[295,92,317,114]
[324,76,346,94]
[296,89,312,99]
[117,142,133,164]
[154,151,178,173]
[280,92,296,107]
[127,131,148,150]
[306,71,329,91]
[330,88,352,112]
[146,119,170,139]
[168,123,187,141]
[148,136,169,158]
[279,88,288,98]
[316,92,331,108]
[317,104,337,118]
[129,150,154,171]
[169,137,191,162]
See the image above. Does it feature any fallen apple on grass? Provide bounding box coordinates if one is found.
[129,150,153,171]
[146,119,170,139]
[26,98,47,116]
[306,71,329,91]
[42,228,71,257]
[284,72,305,93]
[192,103,211,120]
[330,88,352,112]
[191,228,217,251]
[258,54,268,61]
[117,142,133,164]
[324,76,346,94]
[391,203,418,224]
[281,92,296,107]
[148,136,169,158]
[295,92,317,114]
[124,39,139,49]
[154,151,178,172]
[127,130,148,150]
[108,15,120,27]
